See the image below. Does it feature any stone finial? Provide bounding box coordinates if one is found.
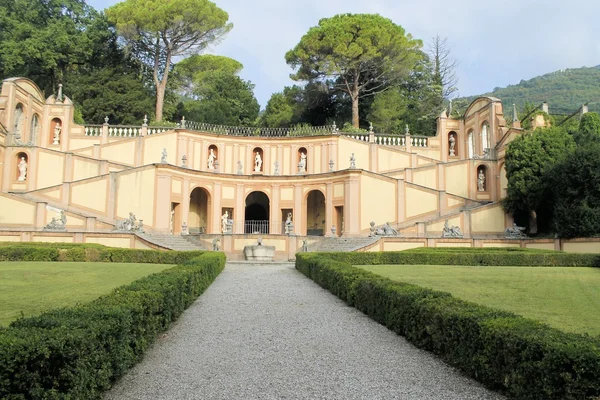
[180,115,186,129]
[57,84,63,102]
[513,104,518,122]
[104,116,109,124]
[332,122,339,134]
[369,122,374,134]
[143,114,148,125]
[448,99,453,116]
[405,124,410,135]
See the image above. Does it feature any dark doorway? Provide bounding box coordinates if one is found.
[245,191,270,233]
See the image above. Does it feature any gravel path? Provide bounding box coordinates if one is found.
[105,262,504,400]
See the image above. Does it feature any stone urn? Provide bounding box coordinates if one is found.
[243,238,275,261]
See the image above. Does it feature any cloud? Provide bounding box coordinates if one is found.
[92,0,600,108]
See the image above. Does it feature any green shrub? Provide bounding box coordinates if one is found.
[0,252,225,399]
[296,253,600,399]
[311,250,600,267]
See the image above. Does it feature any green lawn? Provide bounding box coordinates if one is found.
[358,265,600,336]
[0,262,173,326]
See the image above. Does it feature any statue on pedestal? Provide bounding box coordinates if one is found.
[161,148,167,163]
[53,122,62,145]
[44,210,67,231]
[349,153,356,169]
[221,211,230,234]
[254,152,262,172]
[442,220,463,238]
[17,157,28,181]
[207,149,216,170]
[477,169,486,192]
[298,152,307,172]
[284,213,294,235]
[449,133,456,156]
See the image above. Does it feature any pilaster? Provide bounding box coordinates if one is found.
[212,181,222,234]
[325,182,334,236]
[293,184,303,235]
[155,175,172,233]
[271,184,281,234]
[234,184,244,234]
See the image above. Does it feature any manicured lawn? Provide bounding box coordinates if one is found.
[0,262,173,326]
[358,264,600,336]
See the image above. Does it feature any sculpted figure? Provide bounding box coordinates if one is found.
[237,160,243,175]
[284,213,293,235]
[161,148,167,163]
[221,211,229,234]
[17,157,27,181]
[212,237,220,251]
[254,152,262,172]
[449,133,456,156]
[477,169,486,192]
[207,149,216,170]
[442,219,463,238]
[298,152,307,172]
[350,153,356,169]
[53,122,62,145]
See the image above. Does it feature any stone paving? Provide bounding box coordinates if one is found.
[105,262,504,400]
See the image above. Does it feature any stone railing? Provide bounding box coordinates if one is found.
[84,125,102,136]
[342,133,430,148]
[183,120,334,137]
[83,124,173,138]
[108,125,141,137]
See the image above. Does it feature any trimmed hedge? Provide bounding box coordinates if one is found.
[0,245,205,264]
[312,249,600,267]
[296,253,600,399]
[0,251,225,399]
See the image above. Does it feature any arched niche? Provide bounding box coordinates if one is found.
[252,147,264,173]
[448,131,458,157]
[480,121,490,154]
[15,152,29,182]
[467,130,475,159]
[50,118,63,145]
[13,103,25,141]
[476,165,488,192]
[298,147,308,173]
[30,114,40,146]
[245,191,270,233]
[189,187,211,233]
[207,144,218,170]
[306,190,326,236]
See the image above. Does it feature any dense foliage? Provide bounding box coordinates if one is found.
[0,247,225,399]
[504,112,600,237]
[296,252,600,399]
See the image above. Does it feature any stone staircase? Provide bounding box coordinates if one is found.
[309,236,380,252]
[136,233,207,251]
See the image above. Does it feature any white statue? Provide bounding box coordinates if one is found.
[478,169,486,192]
[350,153,356,169]
[254,151,262,172]
[237,160,243,175]
[274,161,280,175]
[161,148,167,163]
[18,157,27,181]
[449,133,456,156]
[170,209,175,234]
[53,122,61,145]
[298,152,307,172]
[207,148,216,170]
[284,212,293,235]
[221,211,229,233]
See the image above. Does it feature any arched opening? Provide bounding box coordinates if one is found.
[13,104,24,142]
[448,131,457,157]
[306,190,325,236]
[298,147,307,173]
[477,165,488,192]
[50,118,62,145]
[207,144,218,170]
[467,130,475,159]
[30,114,40,146]
[16,152,28,181]
[252,147,264,173]
[189,187,210,233]
[245,191,270,233]
[481,122,490,155]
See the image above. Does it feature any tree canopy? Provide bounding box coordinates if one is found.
[106,0,232,121]
[285,13,423,128]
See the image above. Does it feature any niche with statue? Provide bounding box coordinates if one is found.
[50,118,62,145]
[252,147,264,173]
[207,144,219,170]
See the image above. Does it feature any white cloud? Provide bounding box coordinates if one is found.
[92,0,600,108]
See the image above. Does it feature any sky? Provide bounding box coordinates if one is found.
[90,0,600,108]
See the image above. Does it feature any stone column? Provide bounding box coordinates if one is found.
[101,122,109,145]
[235,184,244,234]
[181,179,190,232]
[35,202,47,230]
[212,182,222,234]
[85,217,96,232]
[325,182,334,237]
[271,184,281,234]
[134,137,143,167]
[293,184,303,235]
[344,175,360,235]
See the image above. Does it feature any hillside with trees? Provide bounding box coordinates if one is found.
[454,65,600,117]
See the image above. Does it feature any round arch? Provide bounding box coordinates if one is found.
[305,189,326,236]
[245,191,270,233]
[189,187,211,233]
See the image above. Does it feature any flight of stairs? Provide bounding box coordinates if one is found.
[136,233,207,251]
[309,236,380,252]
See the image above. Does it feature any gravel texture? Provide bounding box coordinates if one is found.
[105,262,504,400]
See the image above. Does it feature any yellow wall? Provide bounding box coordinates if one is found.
[32,236,74,243]
[435,242,472,248]
[85,236,131,248]
[405,186,438,218]
[313,145,321,173]
[281,188,293,201]
[0,235,21,242]
[36,151,64,188]
[360,175,396,230]
[481,242,520,248]
[382,241,424,251]
[471,204,506,233]
[445,163,468,198]
[338,137,369,170]
[412,167,437,189]
[69,139,97,151]
[0,195,35,225]
[563,242,600,254]
[413,148,441,161]
[71,178,107,213]
[143,133,177,165]
[377,148,411,171]
[100,141,136,166]
[116,169,156,225]
[42,188,61,200]
[525,243,555,250]
[222,185,235,200]
[73,158,100,181]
